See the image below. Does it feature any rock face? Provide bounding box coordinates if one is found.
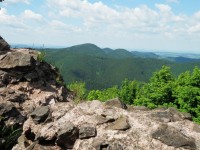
[79,126,96,139]
[152,124,196,149]
[56,122,79,149]
[0,37,72,150]
[30,106,50,124]
[0,36,10,51]
[105,98,127,109]
[0,51,34,69]
[1,37,200,150]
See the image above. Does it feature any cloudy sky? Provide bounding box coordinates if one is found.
[0,0,200,53]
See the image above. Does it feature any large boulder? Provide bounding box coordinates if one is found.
[56,122,79,149]
[152,124,196,149]
[105,98,127,109]
[0,36,10,51]
[106,116,130,131]
[30,106,50,124]
[151,107,192,123]
[0,51,35,69]
[79,126,96,139]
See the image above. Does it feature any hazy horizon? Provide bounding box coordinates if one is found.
[10,42,200,55]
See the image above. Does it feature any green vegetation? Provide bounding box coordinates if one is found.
[37,51,46,62]
[0,122,22,150]
[68,66,200,124]
[41,43,200,90]
[135,66,176,108]
[37,44,200,123]
[87,86,118,102]
[68,82,87,103]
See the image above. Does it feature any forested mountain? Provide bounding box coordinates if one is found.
[41,43,200,90]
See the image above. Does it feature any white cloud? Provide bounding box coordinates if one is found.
[155,4,172,12]
[22,10,43,21]
[1,0,200,52]
[188,24,200,33]
[3,0,30,5]
[0,8,27,29]
[49,20,81,32]
[194,11,200,19]
[166,0,179,4]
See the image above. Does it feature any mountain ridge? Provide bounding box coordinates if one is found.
[42,43,200,90]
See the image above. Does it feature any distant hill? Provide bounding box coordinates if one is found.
[131,51,159,58]
[166,56,200,63]
[40,43,200,90]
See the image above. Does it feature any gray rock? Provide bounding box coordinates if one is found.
[151,107,192,123]
[105,98,127,109]
[106,116,130,131]
[101,107,117,120]
[152,124,196,149]
[193,124,200,133]
[79,126,96,139]
[0,51,34,69]
[30,106,50,124]
[151,111,172,123]
[127,105,150,112]
[97,115,115,125]
[32,144,61,150]
[0,102,20,118]
[0,36,10,51]
[180,112,192,121]
[0,102,25,126]
[56,122,78,149]
[24,72,39,82]
[108,142,123,150]
[92,138,109,150]
[0,87,27,103]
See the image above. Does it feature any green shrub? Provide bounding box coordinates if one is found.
[68,81,87,103]
[87,86,118,102]
[37,51,46,62]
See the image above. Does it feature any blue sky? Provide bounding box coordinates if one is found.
[0,0,200,53]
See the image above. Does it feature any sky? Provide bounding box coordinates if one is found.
[0,0,200,53]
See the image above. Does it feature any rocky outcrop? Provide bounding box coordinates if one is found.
[1,37,200,150]
[0,38,72,150]
[12,100,199,150]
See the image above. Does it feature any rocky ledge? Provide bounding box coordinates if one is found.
[0,37,200,150]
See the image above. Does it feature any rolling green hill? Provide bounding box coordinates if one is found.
[41,43,200,90]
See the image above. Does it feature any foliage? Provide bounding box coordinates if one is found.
[118,79,139,105]
[43,44,200,90]
[68,81,87,103]
[43,44,200,123]
[0,122,22,150]
[37,51,46,62]
[85,65,200,123]
[87,86,119,102]
[135,66,176,108]
[173,67,200,123]
[87,79,139,104]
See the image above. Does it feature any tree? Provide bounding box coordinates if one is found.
[118,79,139,105]
[174,67,200,123]
[135,66,176,108]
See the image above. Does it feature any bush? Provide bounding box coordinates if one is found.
[37,51,46,62]
[68,81,87,103]
[87,86,118,102]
